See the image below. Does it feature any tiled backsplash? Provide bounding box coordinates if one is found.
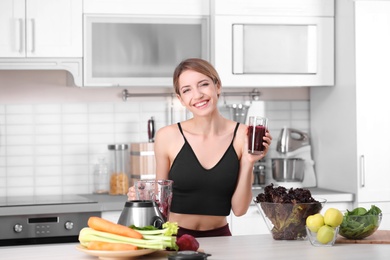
[0,99,309,197]
[0,70,311,197]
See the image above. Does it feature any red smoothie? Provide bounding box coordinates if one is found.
[248,125,266,154]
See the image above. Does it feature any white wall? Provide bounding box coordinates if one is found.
[0,70,311,197]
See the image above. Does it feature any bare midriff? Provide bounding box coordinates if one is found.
[168,212,228,231]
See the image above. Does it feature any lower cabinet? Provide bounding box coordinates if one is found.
[230,205,269,236]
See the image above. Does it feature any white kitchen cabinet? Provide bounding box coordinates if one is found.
[211,0,334,87]
[354,1,390,203]
[82,0,209,88]
[230,205,268,236]
[0,0,82,57]
[310,1,390,205]
[83,0,210,16]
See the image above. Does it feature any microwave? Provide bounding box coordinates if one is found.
[212,0,334,87]
[84,15,210,87]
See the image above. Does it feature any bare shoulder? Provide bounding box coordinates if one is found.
[155,123,183,147]
[155,123,184,158]
[234,121,248,138]
[234,122,247,143]
[155,123,180,139]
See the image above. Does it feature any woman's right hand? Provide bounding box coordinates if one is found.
[127,185,136,201]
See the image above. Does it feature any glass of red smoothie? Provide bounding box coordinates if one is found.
[248,116,268,155]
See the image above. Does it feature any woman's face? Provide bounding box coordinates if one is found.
[177,70,221,116]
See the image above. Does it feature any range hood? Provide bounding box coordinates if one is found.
[0,58,83,87]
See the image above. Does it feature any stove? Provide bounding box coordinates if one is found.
[0,195,101,246]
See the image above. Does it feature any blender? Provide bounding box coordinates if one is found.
[117,179,173,229]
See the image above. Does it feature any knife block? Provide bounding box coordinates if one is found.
[130,142,156,184]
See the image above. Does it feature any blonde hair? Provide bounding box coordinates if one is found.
[173,58,221,95]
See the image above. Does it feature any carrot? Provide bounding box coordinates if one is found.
[87,241,137,251]
[87,216,143,239]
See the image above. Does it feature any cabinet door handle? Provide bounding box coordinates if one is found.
[29,19,35,53]
[232,25,244,74]
[359,155,365,188]
[18,18,24,53]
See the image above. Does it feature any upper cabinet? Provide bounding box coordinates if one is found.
[0,0,83,86]
[82,0,210,87]
[0,0,335,88]
[0,0,82,58]
[83,0,209,16]
[211,0,334,87]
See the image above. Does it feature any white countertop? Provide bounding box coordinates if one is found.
[1,234,389,260]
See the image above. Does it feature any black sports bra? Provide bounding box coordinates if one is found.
[168,122,240,216]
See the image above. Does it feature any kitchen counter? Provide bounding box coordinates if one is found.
[1,234,389,260]
[0,187,354,216]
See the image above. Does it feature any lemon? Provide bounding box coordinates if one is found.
[317,225,335,244]
[306,213,325,232]
[324,208,343,227]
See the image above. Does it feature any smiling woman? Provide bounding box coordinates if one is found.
[128,58,273,238]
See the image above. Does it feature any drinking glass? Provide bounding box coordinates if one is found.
[248,116,268,154]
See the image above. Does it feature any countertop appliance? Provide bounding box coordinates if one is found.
[0,195,100,246]
[117,200,165,229]
[272,127,317,188]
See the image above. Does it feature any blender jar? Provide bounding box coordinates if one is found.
[108,144,130,195]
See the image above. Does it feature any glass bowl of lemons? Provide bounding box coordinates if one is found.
[306,225,339,246]
[305,208,343,246]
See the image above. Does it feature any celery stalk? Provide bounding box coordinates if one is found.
[78,228,177,250]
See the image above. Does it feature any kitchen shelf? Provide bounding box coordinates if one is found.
[122,89,262,101]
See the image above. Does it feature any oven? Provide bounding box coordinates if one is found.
[0,195,101,246]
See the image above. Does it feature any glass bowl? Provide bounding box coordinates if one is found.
[255,199,326,240]
[306,225,339,247]
[339,213,382,239]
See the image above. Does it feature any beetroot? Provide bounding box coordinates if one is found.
[176,234,200,251]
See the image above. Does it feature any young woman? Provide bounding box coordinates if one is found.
[128,58,272,237]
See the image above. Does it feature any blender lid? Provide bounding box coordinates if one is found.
[124,200,158,208]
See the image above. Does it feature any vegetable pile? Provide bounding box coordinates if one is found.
[255,184,323,240]
[339,205,382,239]
[79,216,179,251]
